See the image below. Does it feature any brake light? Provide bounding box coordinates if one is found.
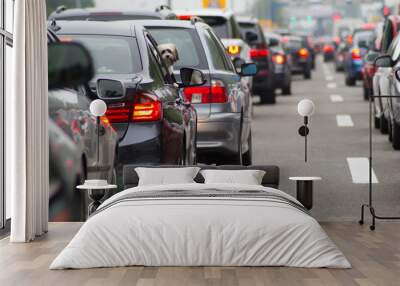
[249,49,269,58]
[227,45,241,56]
[351,48,361,60]
[273,54,285,64]
[183,80,228,104]
[323,45,334,53]
[298,48,309,58]
[104,93,161,123]
[177,15,192,20]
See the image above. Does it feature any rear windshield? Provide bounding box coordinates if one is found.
[62,35,142,74]
[353,30,375,47]
[147,27,208,70]
[284,39,302,50]
[200,16,229,39]
[238,22,263,44]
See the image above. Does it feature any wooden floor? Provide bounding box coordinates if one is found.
[0,222,399,286]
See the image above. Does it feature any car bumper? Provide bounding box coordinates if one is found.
[118,123,162,166]
[197,112,241,155]
[273,73,288,88]
[252,69,273,92]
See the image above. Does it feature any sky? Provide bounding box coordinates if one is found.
[95,0,255,14]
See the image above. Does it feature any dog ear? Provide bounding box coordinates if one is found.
[175,48,180,61]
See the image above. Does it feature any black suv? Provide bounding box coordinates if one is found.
[53,21,200,167]
[237,17,275,104]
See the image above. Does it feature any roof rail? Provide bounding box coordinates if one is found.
[190,16,204,24]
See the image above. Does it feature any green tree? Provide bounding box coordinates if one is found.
[46,0,95,16]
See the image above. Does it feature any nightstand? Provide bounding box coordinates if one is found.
[289,177,321,210]
[77,181,117,216]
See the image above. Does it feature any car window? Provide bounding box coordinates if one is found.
[353,30,374,47]
[238,22,263,44]
[203,29,228,71]
[147,46,165,86]
[201,16,229,39]
[207,29,236,73]
[284,39,302,51]
[66,35,142,74]
[147,27,208,70]
[145,34,173,84]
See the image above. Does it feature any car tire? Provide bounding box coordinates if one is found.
[374,116,380,129]
[282,83,292,95]
[304,69,311,79]
[242,131,252,166]
[380,114,389,134]
[260,89,276,104]
[345,75,356,86]
[363,86,369,100]
[392,119,400,150]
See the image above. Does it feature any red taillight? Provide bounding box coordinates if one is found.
[177,15,192,20]
[273,54,285,64]
[250,49,269,58]
[323,45,334,53]
[104,93,161,123]
[351,48,361,60]
[298,48,309,58]
[183,80,228,104]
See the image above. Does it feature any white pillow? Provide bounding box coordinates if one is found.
[200,169,266,185]
[135,167,201,186]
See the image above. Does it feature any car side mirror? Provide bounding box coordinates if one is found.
[179,68,206,87]
[48,42,94,90]
[97,79,125,99]
[395,69,400,82]
[245,31,258,44]
[375,55,393,68]
[239,63,257,77]
[366,51,379,63]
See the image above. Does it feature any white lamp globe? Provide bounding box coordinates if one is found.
[90,99,107,117]
[297,99,315,117]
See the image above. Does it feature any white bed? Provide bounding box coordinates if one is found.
[50,183,351,269]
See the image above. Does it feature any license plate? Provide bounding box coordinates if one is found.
[191,93,202,103]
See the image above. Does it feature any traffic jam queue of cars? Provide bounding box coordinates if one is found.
[48,6,315,221]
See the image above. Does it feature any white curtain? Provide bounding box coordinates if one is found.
[7,0,49,242]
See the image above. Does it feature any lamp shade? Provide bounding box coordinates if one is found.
[297,99,315,117]
[90,99,107,117]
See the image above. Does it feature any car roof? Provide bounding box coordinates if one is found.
[236,16,258,24]
[51,20,139,37]
[174,8,234,18]
[130,19,199,29]
[49,8,167,19]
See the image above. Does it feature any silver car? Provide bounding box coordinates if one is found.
[142,20,256,165]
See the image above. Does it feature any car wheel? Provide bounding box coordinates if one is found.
[282,83,292,95]
[392,120,400,150]
[260,89,276,104]
[304,69,311,79]
[380,114,389,134]
[242,131,252,166]
[345,75,356,86]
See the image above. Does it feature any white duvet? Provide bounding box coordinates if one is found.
[50,183,351,269]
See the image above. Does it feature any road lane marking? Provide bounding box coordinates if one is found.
[347,157,378,184]
[326,76,334,81]
[330,94,344,102]
[336,115,354,127]
[327,82,337,89]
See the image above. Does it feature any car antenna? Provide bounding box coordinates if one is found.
[49,19,61,32]
[55,5,67,14]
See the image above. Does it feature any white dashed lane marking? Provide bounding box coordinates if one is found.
[347,157,378,184]
[330,94,344,102]
[336,115,354,127]
[327,82,337,89]
[326,76,334,81]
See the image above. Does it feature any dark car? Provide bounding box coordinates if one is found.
[237,17,275,104]
[298,34,316,69]
[373,16,400,134]
[265,32,292,95]
[282,36,312,79]
[334,42,347,71]
[47,31,119,221]
[374,35,400,149]
[322,41,336,62]
[343,28,375,87]
[141,20,256,165]
[48,6,177,21]
[54,21,199,167]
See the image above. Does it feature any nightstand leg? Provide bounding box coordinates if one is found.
[87,189,106,216]
[296,181,313,210]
